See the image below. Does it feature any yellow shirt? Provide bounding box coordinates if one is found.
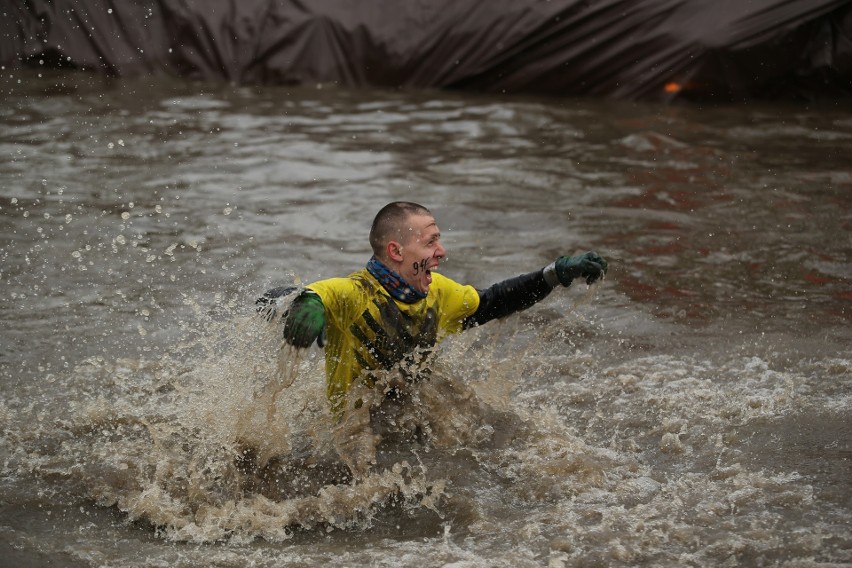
[307,269,480,414]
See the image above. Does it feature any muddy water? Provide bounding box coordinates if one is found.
[0,71,850,567]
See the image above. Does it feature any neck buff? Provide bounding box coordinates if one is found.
[366,255,427,303]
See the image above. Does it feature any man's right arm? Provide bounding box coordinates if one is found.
[282,291,327,348]
[256,287,326,348]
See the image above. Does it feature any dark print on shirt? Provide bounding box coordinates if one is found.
[350,297,437,383]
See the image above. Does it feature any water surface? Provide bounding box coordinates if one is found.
[1,71,850,567]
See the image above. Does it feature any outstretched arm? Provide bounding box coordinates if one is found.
[256,287,326,348]
[463,251,607,328]
[463,270,552,328]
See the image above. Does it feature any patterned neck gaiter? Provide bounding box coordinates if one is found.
[366,255,427,304]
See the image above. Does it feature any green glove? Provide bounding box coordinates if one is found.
[545,251,608,287]
[282,291,326,348]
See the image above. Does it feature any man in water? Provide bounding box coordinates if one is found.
[258,201,607,471]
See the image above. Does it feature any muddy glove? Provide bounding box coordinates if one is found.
[255,286,297,321]
[543,252,608,287]
[282,291,326,348]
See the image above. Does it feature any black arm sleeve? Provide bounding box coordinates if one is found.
[463,269,554,329]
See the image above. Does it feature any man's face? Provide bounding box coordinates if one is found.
[397,213,446,294]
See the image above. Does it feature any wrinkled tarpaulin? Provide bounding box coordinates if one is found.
[2,0,851,101]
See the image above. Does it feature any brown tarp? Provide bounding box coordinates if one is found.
[2,0,851,102]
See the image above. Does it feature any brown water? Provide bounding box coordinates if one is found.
[0,70,850,567]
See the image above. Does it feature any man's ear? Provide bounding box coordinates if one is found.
[386,240,404,262]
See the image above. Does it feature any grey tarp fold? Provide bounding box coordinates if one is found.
[2,0,850,101]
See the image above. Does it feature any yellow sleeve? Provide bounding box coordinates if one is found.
[431,272,480,336]
[306,277,364,331]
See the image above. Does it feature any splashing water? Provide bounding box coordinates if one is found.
[1,73,849,566]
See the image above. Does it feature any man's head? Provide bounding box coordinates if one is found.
[369,202,446,294]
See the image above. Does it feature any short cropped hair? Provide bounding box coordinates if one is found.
[369,202,432,258]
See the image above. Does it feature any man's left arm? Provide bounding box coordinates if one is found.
[463,251,607,328]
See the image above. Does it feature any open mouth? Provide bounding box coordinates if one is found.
[423,264,440,288]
